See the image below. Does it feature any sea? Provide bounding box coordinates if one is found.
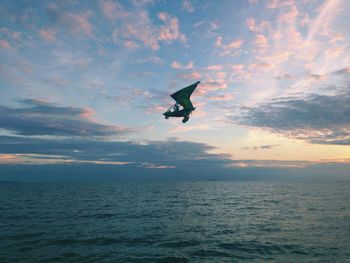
[0,180,349,262]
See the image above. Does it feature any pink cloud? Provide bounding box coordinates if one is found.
[41,4,94,38]
[171,61,181,69]
[11,32,21,41]
[38,28,56,42]
[1,28,22,42]
[144,105,167,114]
[79,108,94,119]
[72,14,93,37]
[285,27,302,45]
[182,71,201,80]
[182,0,194,13]
[230,64,245,74]
[124,40,138,48]
[206,65,223,71]
[329,34,344,45]
[46,5,92,37]
[226,40,243,49]
[215,36,243,56]
[267,0,294,9]
[197,79,228,94]
[215,71,226,78]
[247,17,257,32]
[299,14,311,27]
[246,18,270,33]
[278,4,299,23]
[324,46,345,59]
[171,60,194,69]
[113,9,186,50]
[0,39,11,49]
[252,34,269,52]
[100,0,127,20]
[208,94,233,101]
[249,63,274,71]
[158,12,186,43]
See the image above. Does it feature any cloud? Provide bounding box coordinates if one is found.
[124,40,138,49]
[197,80,228,94]
[0,99,132,137]
[252,34,269,53]
[171,60,194,69]
[0,135,232,170]
[215,36,243,56]
[206,65,223,71]
[38,28,56,42]
[182,0,194,13]
[208,94,233,101]
[0,39,12,49]
[246,18,270,33]
[158,12,187,43]
[237,87,350,145]
[267,0,294,9]
[46,4,94,38]
[277,4,299,24]
[111,8,186,50]
[132,55,164,65]
[99,0,127,20]
[192,20,220,38]
[181,71,201,80]
[243,144,280,150]
[307,73,327,81]
[1,135,349,181]
[333,66,350,76]
[249,63,274,71]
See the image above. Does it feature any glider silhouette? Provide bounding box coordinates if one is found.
[163,81,200,123]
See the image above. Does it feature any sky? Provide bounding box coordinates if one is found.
[0,0,349,180]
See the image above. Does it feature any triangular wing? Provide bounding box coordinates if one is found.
[170,81,200,110]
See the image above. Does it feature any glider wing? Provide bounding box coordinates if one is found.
[170,81,200,110]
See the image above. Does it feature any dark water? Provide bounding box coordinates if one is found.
[1,180,349,262]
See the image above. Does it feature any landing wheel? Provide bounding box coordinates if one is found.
[165,116,169,119]
[182,117,189,123]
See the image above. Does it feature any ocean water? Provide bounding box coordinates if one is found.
[0,180,349,262]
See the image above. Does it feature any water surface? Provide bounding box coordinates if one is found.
[1,180,349,262]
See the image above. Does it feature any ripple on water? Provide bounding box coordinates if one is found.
[0,181,349,262]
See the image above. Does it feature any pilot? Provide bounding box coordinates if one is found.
[174,103,180,112]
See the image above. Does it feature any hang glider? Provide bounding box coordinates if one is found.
[163,81,200,123]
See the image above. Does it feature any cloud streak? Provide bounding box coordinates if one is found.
[0,99,132,138]
[237,86,350,145]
